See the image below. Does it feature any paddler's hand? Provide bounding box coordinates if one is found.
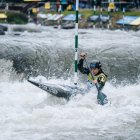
[92,80,97,84]
[80,52,87,60]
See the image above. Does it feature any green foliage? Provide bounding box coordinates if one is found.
[7,12,28,24]
[62,9,140,18]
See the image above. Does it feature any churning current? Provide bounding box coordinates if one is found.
[0,24,140,140]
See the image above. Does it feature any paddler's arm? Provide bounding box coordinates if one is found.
[78,53,89,75]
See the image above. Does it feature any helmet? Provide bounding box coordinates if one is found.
[90,61,102,69]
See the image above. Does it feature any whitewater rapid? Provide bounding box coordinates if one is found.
[0,77,140,140]
[0,24,140,83]
[0,25,140,140]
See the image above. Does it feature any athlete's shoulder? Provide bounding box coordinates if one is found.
[98,73,107,82]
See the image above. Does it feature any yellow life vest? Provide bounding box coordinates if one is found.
[88,73,107,84]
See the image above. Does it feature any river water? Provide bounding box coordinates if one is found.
[0,24,140,140]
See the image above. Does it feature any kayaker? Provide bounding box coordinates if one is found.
[78,52,107,91]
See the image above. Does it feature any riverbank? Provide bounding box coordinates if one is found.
[0,9,140,30]
[41,9,140,30]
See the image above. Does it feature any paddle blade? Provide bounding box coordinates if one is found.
[97,92,108,105]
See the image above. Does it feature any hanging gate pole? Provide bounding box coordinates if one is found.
[74,0,79,85]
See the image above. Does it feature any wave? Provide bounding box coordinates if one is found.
[0,27,140,84]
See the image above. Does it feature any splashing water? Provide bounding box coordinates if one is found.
[0,26,140,140]
[0,73,140,140]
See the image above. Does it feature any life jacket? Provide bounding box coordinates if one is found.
[87,73,107,84]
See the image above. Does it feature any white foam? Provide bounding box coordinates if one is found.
[0,78,140,140]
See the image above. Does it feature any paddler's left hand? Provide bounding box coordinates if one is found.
[92,80,97,84]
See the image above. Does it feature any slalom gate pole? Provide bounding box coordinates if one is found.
[123,8,125,30]
[100,8,103,28]
[93,6,96,29]
[107,7,110,29]
[93,5,96,15]
[58,0,62,29]
[74,0,79,85]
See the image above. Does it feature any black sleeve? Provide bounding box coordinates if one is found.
[78,59,90,75]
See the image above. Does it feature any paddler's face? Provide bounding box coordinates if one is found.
[91,68,99,75]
